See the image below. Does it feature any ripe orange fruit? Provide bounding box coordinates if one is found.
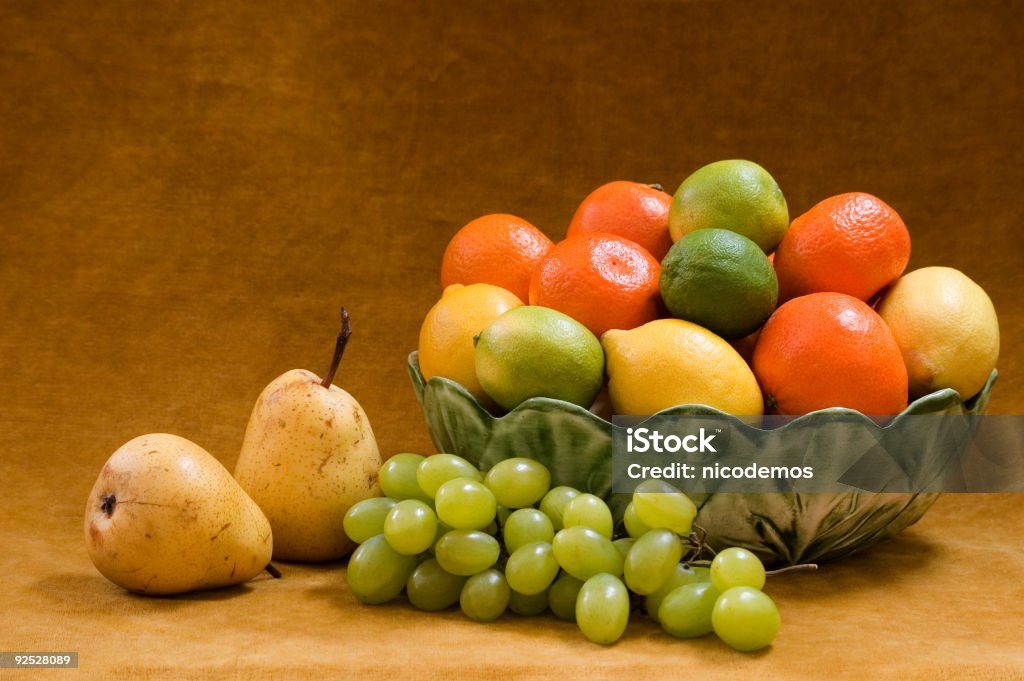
[529,233,660,338]
[752,292,908,415]
[418,283,524,404]
[567,181,673,260]
[774,192,910,302]
[730,328,761,366]
[441,214,554,301]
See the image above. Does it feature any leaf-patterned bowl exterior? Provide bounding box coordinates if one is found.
[408,351,997,565]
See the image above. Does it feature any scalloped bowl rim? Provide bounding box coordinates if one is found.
[408,350,997,433]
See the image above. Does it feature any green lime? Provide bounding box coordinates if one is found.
[669,160,789,253]
[474,306,604,411]
[659,228,778,339]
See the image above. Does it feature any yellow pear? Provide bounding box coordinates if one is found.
[234,308,382,562]
[84,433,275,595]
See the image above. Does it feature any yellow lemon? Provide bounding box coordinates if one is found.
[877,266,999,400]
[602,319,764,416]
[418,283,523,402]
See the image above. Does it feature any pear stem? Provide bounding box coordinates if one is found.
[321,307,352,389]
[265,563,282,579]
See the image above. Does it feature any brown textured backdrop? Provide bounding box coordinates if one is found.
[2,1,1022,679]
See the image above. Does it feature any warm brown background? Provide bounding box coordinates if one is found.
[2,1,1022,679]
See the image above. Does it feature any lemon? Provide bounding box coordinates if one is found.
[418,283,523,403]
[668,160,789,253]
[660,228,778,339]
[474,306,604,411]
[877,266,999,400]
[602,319,763,416]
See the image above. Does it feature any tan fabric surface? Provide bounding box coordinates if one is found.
[2,1,1023,678]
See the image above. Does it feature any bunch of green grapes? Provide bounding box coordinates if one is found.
[344,453,782,651]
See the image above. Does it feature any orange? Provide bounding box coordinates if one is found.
[529,233,660,338]
[418,283,524,404]
[441,214,554,301]
[774,192,910,302]
[729,328,761,366]
[567,181,673,260]
[752,292,908,415]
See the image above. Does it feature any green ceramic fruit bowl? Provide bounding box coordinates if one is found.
[408,351,997,565]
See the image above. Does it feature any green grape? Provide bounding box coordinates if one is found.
[496,505,512,526]
[711,587,781,652]
[576,574,630,645]
[644,564,708,623]
[505,541,559,595]
[560,493,613,538]
[551,526,623,581]
[484,457,551,508]
[383,499,437,555]
[346,534,417,604]
[379,453,431,502]
[631,479,697,535]
[548,573,585,622]
[710,547,766,592]
[434,477,497,530]
[426,521,452,555]
[460,569,510,622]
[623,502,652,538]
[434,529,500,576]
[509,589,549,616]
[624,529,684,595]
[612,537,635,559]
[343,497,397,544]
[659,582,719,638]
[416,453,482,498]
[483,519,499,536]
[539,486,581,530]
[503,508,555,554]
[406,558,467,611]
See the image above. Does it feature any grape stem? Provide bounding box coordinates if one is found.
[679,523,819,575]
[681,558,819,575]
[680,525,715,564]
[765,563,819,576]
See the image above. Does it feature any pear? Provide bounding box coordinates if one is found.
[234,308,382,562]
[84,433,276,595]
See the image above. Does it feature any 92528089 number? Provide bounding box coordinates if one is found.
[0,652,78,668]
[17,655,71,665]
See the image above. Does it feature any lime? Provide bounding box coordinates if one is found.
[659,228,778,339]
[601,318,763,416]
[669,160,789,253]
[474,306,604,411]
[877,266,999,399]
